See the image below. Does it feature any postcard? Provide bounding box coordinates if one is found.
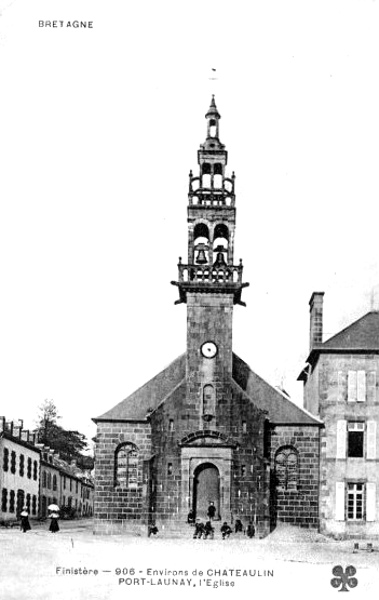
[1,1,379,599]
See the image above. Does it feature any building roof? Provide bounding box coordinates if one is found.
[322,311,379,350]
[93,353,186,422]
[298,311,379,381]
[94,351,321,426]
[232,354,321,426]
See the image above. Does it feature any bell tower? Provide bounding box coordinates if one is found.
[172,97,249,429]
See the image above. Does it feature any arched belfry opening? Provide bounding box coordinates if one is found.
[193,462,220,520]
[193,222,210,265]
[213,223,229,265]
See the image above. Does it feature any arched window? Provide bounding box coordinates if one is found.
[274,446,299,491]
[115,443,139,489]
[202,384,216,421]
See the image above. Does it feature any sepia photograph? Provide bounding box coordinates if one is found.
[1,1,379,598]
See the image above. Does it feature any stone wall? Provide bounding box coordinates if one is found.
[93,420,151,535]
[270,425,320,529]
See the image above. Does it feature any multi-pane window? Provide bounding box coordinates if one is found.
[347,483,364,520]
[336,420,377,459]
[1,488,8,512]
[27,457,32,479]
[47,473,52,489]
[33,460,38,480]
[3,448,9,471]
[19,454,25,477]
[11,451,16,474]
[347,422,365,457]
[274,446,299,490]
[115,443,138,488]
[9,490,15,513]
[53,475,57,491]
[16,489,24,516]
[42,471,47,488]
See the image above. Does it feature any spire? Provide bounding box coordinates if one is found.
[205,95,221,120]
[202,95,224,151]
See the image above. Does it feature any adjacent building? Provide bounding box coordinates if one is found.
[1,417,94,523]
[299,293,379,538]
[0,418,40,521]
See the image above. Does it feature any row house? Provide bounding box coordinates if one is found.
[0,418,40,522]
[1,417,94,522]
[39,451,94,517]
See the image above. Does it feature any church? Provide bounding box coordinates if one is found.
[93,98,322,536]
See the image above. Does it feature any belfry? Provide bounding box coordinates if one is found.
[93,98,321,536]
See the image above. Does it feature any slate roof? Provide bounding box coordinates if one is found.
[322,311,379,350]
[298,311,379,381]
[94,352,320,426]
[93,354,186,422]
[232,354,321,426]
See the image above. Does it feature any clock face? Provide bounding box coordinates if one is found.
[201,341,218,358]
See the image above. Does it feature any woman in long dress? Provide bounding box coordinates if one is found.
[49,512,60,533]
[20,507,31,533]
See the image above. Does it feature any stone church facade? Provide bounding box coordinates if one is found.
[93,98,322,536]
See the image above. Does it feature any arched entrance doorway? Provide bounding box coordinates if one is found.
[193,463,220,520]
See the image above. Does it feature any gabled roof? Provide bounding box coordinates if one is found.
[93,353,186,422]
[322,311,379,350]
[298,311,379,381]
[93,351,321,426]
[232,354,321,426]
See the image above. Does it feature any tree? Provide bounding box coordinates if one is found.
[36,399,89,463]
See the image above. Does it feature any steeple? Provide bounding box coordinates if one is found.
[171,97,249,306]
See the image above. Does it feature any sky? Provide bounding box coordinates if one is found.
[1,0,379,450]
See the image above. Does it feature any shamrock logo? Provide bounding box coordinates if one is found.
[331,565,358,592]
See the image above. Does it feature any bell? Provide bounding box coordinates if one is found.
[196,249,207,264]
[214,251,227,266]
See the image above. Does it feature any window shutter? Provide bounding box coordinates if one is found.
[335,482,345,521]
[348,371,357,401]
[366,483,376,522]
[367,371,376,403]
[357,371,366,402]
[337,371,347,402]
[336,420,347,458]
[366,421,377,460]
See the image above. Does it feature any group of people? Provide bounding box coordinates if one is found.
[19,507,60,533]
[189,501,256,540]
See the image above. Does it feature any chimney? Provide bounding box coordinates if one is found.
[309,292,324,350]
